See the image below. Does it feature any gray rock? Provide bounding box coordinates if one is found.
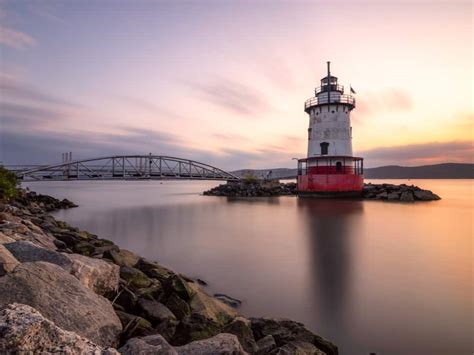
[104,248,140,268]
[223,316,257,353]
[387,192,400,200]
[137,298,178,340]
[414,190,441,201]
[188,283,237,326]
[256,335,277,354]
[135,258,175,283]
[119,334,177,355]
[270,341,324,355]
[0,303,119,354]
[400,191,415,202]
[166,293,191,320]
[4,240,72,267]
[121,266,153,289]
[0,261,122,347]
[214,293,242,308]
[250,318,337,355]
[0,244,19,276]
[115,310,154,340]
[67,253,120,296]
[175,333,247,355]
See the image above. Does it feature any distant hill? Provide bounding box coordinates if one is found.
[232,163,474,179]
[364,163,473,179]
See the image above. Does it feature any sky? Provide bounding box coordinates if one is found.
[0,0,472,169]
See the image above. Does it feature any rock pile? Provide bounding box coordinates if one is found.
[0,190,338,354]
[204,181,441,202]
[204,181,297,197]
[363,183,441,202]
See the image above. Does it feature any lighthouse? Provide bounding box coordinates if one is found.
[297,62,364,196]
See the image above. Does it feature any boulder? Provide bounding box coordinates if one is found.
[0,303,118,354]
[114,285,139,313]
[387,192,400,200]
[119,334,177,355]
[115,311,154,340]
[414,190,441,201]
[0,244,19,276]
[172,313,222,345]
[270,341,325,355]
[256,334,277,354]
[214,293,242,308]
[250,318,338,355]
[166,293,191,320]
[135,279,165,302]
[0,232,15,244]
[169,275,195,301]
[104,248,140,268]
[121,266,153,289]
[400,191,415,202]
[223,317,257,353]
[67,253,120,296]
[73,241,96,256]
[172,284,237,345]
[4,240,71,268]
[0,261,122,347]
[188,283,237,326]
[175,333,247,355]
[137,298,178,340]
[135,258,175,283]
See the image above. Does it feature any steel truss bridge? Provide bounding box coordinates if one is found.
[13,155,240,182]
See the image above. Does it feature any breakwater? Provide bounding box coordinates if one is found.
[203,181,441,201]
[0,189,338,354]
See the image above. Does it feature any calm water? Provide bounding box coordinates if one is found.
[24,179,473,355]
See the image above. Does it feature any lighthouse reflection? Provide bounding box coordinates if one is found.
[298,198,364,335]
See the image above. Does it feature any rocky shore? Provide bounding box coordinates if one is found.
[203,181,441,202]
[0,189,338,354]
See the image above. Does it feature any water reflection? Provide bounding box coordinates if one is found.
[298,198,363,338]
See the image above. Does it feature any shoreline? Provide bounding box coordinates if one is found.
[0,188,338,354]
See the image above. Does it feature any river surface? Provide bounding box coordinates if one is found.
[24,179,473,355]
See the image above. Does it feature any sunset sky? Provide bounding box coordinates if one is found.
[1,0,472,169]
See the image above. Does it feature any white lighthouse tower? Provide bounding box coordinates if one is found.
[297,62,364,196]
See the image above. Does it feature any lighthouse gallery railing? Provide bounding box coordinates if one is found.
[304,94,355,111]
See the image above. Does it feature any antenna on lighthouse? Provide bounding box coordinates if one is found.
[327,61,331,78]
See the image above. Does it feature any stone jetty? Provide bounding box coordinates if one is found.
[0,188,338,354]
[204,180,441,202]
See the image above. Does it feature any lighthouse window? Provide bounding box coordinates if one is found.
[336,161,342,172]
[307,128,312,140]
[320,142,329,155]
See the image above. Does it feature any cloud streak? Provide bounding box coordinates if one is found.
[189,78,270,115]
[0,25,36,49]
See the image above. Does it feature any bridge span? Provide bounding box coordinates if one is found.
[12,155,240,182]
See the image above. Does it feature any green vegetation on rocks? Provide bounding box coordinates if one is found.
[0,167,18,202]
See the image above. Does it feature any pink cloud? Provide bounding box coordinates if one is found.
[0,25,36,49]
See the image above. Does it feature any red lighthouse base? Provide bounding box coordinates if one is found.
[296,156,364,197]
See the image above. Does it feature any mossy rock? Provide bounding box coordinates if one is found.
[165,293,191,320]
[73,242,96,256]
[120,266,152,289]
[116,310,154,341]
[135,258,175,283]
[169,275,194,301]
[104,249,140,268]
[135,280,164,302]
[171,313,221,346]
